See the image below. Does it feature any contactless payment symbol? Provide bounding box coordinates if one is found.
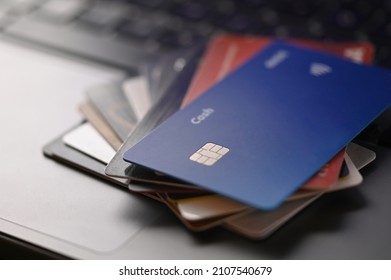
[310,62,332,77]
[189,143,229,166]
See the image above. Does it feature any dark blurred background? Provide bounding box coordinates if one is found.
[1,0,390,69]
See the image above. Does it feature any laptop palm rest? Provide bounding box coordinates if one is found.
[0,39,162,254]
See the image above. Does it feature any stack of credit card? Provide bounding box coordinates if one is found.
[44,35,391,239]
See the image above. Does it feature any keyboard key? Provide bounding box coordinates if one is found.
[254,25,275,36]
[362,9,388,34]
[259,8,280,26]
[241,0,271,8]
[307,20,325,38]
[170,1,210,21]
[77,2,130,31]
[354,0,376,18]
[213,0,237,16]
[284,23,310,38]
[37,0,88,23]
[212,12,259,33]
[193,21,216,36]
[118,18,158,40]
[130,0,168,10]
[156,28,203,48]
[274,25,289,38]
[288,0,314,18]
[336,10,359,28]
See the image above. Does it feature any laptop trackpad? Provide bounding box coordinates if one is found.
[0,40,161,253]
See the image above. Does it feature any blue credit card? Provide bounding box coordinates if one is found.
[123,42,391,210]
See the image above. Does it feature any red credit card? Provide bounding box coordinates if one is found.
[182,35,373,107]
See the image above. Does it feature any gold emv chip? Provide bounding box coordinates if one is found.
[189,143,229,166]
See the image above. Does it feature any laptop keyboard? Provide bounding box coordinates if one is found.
[0,0,390,67]
[1,0,391,144]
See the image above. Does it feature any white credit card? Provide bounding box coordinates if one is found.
[346,142,376,170]
[63,122,115,164]
[122,76,151,121]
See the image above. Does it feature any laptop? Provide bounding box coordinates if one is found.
[1,0,391,259]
